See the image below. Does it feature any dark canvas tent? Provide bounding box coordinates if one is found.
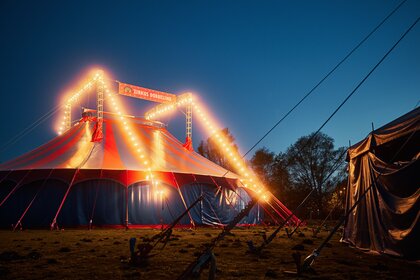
[343,107,419,258]
[0,111,297,229]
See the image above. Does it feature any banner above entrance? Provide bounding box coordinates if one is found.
[118,82,176,103]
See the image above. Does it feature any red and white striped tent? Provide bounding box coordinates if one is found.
[0,110,297,229]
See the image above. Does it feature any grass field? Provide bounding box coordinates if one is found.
[0,226,418,279]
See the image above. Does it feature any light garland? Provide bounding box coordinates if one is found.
[145,92,193,120]
[57,71,267,199]
[192,102,266,194]
[57,73,100,135]
[97,75,162,196]
[144,94,268,196]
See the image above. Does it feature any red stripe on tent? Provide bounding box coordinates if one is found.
[125,170,148,186]
[1,123,85,170]
[158,130,215,171]
[158,129,221,175]
[160,130,236,178]
[111,121,149,169]
[118,123,214,175]
[141,126,197,170]
[101,170,128,186]
[191,174,214,185]
[74,169,102,184]
[154,171,178,187]
[102,121,125,169]
[172,173,196,186]
[188,150,234,177]
[30,126,87,169]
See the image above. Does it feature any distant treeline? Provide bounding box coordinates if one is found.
[198,129,347,219]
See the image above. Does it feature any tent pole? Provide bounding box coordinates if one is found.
[13,169,54,231]
[236,180,284,225]
[0,170,32,208]
[50,169,79,230]
[171,172,195,228]
[200,185,203,224]
[258,200,282,225]
[270,194,300,225]
[272,197,295,224]
[125,170,129,230]
[125,186,129,230]
[209,176,236,210]
[197,177,222,225]
[89,170,103,230]
[270,200,288,221]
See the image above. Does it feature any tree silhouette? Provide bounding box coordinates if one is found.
[285,132,346,214]
[197,128,238,171]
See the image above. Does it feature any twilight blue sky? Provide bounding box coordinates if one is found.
[0,0,419,163]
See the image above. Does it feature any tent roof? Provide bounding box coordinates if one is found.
[0,111,239,180]
[347,107,420,160]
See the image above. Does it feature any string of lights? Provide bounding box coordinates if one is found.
[145,95,270,199]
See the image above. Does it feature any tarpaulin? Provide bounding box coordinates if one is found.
[343,107,419,258]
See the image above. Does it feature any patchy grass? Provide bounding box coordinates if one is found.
[0,227,418,279]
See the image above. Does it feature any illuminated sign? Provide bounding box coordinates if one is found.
[118,82,176,103]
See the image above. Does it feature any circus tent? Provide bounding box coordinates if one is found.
[0,110,295,229]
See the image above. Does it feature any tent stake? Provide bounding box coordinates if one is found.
[177,198,258,279]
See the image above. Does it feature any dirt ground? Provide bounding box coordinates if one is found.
[0,225,418,279]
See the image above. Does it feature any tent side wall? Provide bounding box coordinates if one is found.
[343,110,420,259]
[0,175,261,228]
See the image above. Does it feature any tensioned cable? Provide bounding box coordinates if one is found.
[253,16,419,252]
[218,0,408,180]
[241,0,407,158]
[0,80,111,159]
[312,17,419,138]
[275,15,419,195]
[264,147,347,238]
[301,106,420,271]
[0,105,62,156]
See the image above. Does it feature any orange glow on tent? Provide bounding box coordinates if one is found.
[54,68,268,195]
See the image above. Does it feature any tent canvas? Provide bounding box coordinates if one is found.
[0,111,296,229]
[343,107,419,258]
